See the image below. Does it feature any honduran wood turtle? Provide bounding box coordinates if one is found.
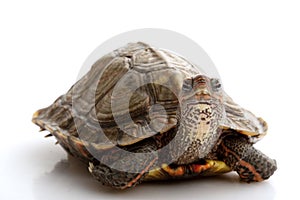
[32,42,277,189]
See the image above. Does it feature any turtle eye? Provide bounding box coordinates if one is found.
[211,78,222,92]
[182,78,193,92]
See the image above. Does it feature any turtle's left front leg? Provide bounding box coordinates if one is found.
[218,135,277,182]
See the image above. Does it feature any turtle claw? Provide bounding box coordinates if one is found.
[88,162,94,173]
[44,133,52,138]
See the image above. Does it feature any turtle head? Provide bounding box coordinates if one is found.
[174,75,224,164]
[180,75,222,102]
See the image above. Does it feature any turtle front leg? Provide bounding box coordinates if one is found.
[88,144,158,189]
[218,135,277,182]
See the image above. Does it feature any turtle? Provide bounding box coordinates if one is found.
[32,42,277,189]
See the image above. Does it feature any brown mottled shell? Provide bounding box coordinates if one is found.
[33,42,201,150]
[32,42,267,157]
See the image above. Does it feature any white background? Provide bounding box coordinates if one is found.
[0,1,299,199]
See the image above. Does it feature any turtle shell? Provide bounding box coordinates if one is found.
[32,42,267,161]
[33,42,201,153]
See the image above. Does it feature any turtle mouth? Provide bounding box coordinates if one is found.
[184,100,211,107]
[197,88,210,95]
[180,89,212,103]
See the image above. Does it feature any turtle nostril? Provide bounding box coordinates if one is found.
[199,79,206,84]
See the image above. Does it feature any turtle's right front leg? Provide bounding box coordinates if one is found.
[88,159,157,189]
[88,144,158,189]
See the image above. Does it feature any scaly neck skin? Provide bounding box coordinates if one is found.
[171,99,224,165]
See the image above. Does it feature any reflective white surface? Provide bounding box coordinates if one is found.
[1,1,300,199]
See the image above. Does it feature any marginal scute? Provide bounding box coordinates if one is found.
[220,92,267,142]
